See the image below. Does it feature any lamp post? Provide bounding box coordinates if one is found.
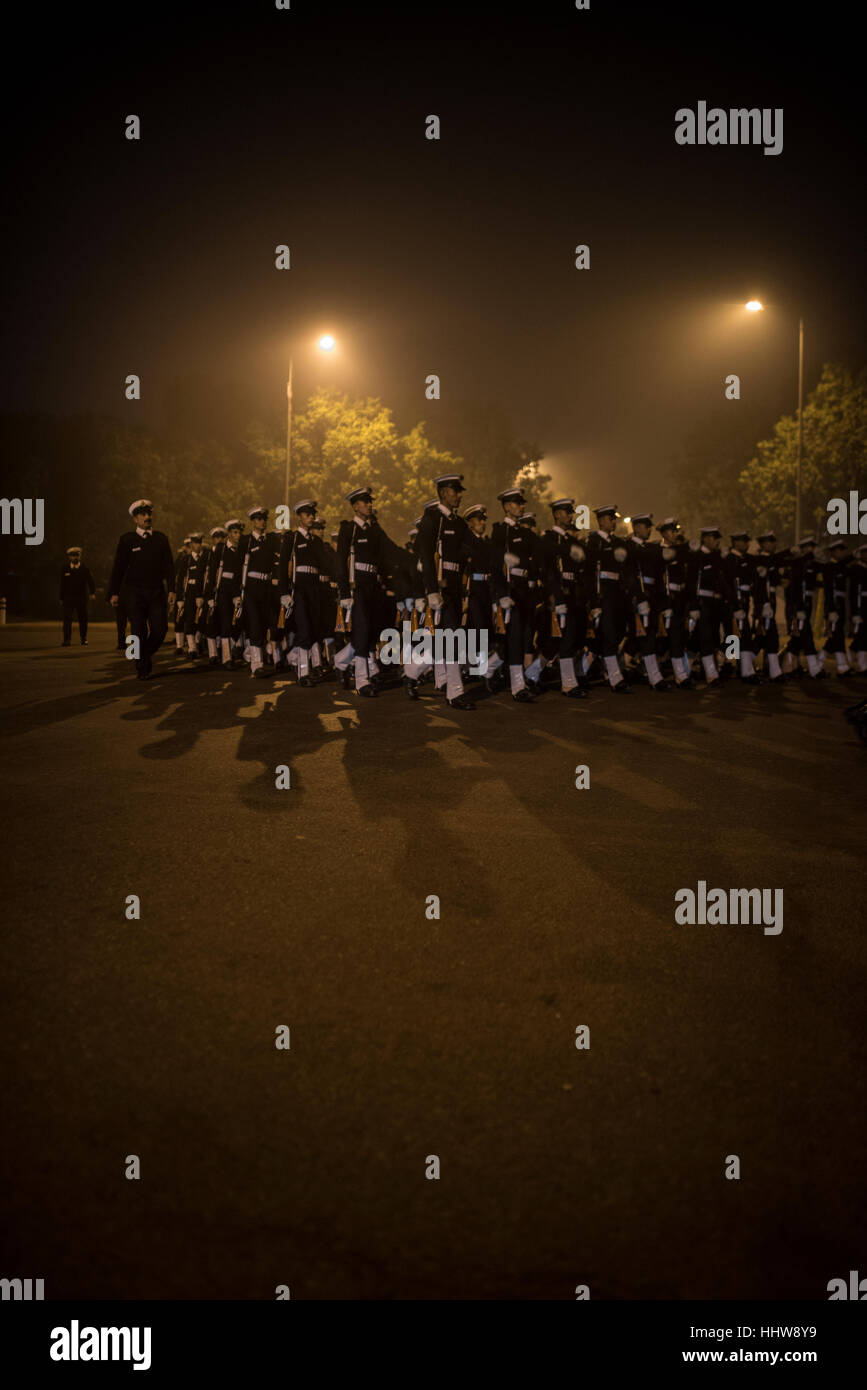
[744,301,804,540]
[285,335,337,512]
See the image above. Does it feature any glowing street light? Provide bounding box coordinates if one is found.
[285,334,339,510]
[744,299,805,539]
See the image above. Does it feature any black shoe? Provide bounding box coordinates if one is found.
[209,656,220,666]
[341,668,352,690]
[768,674,786,683]
[252,667,270,679]
[485,670,506,694]
[563,685,588,698]
[403,676,420,700]
[80,640,88,646]
[525,677,543,696]
[513,688,535,703]
[447,693,476,710]
[812,669,829,680]
[612,681,631,693]
[704,678,723,690]
[356,683,379,697]
[649,680,672,692]
[298,675,318,687]
[675,677,697,689]
[61,640,71,647]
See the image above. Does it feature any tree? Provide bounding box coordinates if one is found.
[739,363,867,539]
[669,403,772,539]
[247,387,463,536]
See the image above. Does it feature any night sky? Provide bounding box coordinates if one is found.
[3,0,863,513]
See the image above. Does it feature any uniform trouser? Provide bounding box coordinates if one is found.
[116,600,128,647]
[183,593,202,636]
[409,591,466,697]
[753,615,779,655]
[122,583,168,673]
[346,582,380,657]
[319,584,336,644]
[292,581,321,650]
[242,583,272,669]
[62,599,88,641]
[595,587,624,656]
[698,599,724,657]
[549,602,585,688]
[665,606,687,659]
[824,611,847,653]
[851,616,867,652]
[465,588,501,676]
[788,610,816,656]
[503,590,535,666]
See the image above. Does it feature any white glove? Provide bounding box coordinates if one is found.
[569,544,585,562]
[761,603,773,619]
[661,547,676,562]
[414,596,426,613]
[828,612,838,629]
[340,598,352,612]
[796,610,807,621]
[590,607,602,621]
[614,547,628,563]
[663,608,673,620]
[428,591,443,611]
[503,551,519,569]
[554,603,568,616]
[733,608,745,621]
[195,597,203,609]
[637,600,650,617]
[499,596,514,610]
[689,610,700,621]
[852,616,862,632]
[207,599,215,611]
[280,593,292,609]
[756,566,768,578]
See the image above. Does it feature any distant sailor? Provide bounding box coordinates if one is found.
[59,545,95,646]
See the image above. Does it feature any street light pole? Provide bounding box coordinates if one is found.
[796,316,804,541]
[745,301,805,540]
[285,356,293,512]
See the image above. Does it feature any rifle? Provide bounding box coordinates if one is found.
[177,552,191,623]
[233,538,251,633]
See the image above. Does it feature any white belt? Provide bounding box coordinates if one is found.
[355,562,377,573]
[441,560,460,571]
[698,588,716,597]
[668,582,682,591]
[599,570,619,580]
[220,571,235,579]
[295,565,318,574]
[641,576,656,584]
[471,572,490,581]
[247,570,269,581]
[561,571,575,580]
[509,567,528,577]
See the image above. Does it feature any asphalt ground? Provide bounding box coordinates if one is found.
[1,622,865,1300]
